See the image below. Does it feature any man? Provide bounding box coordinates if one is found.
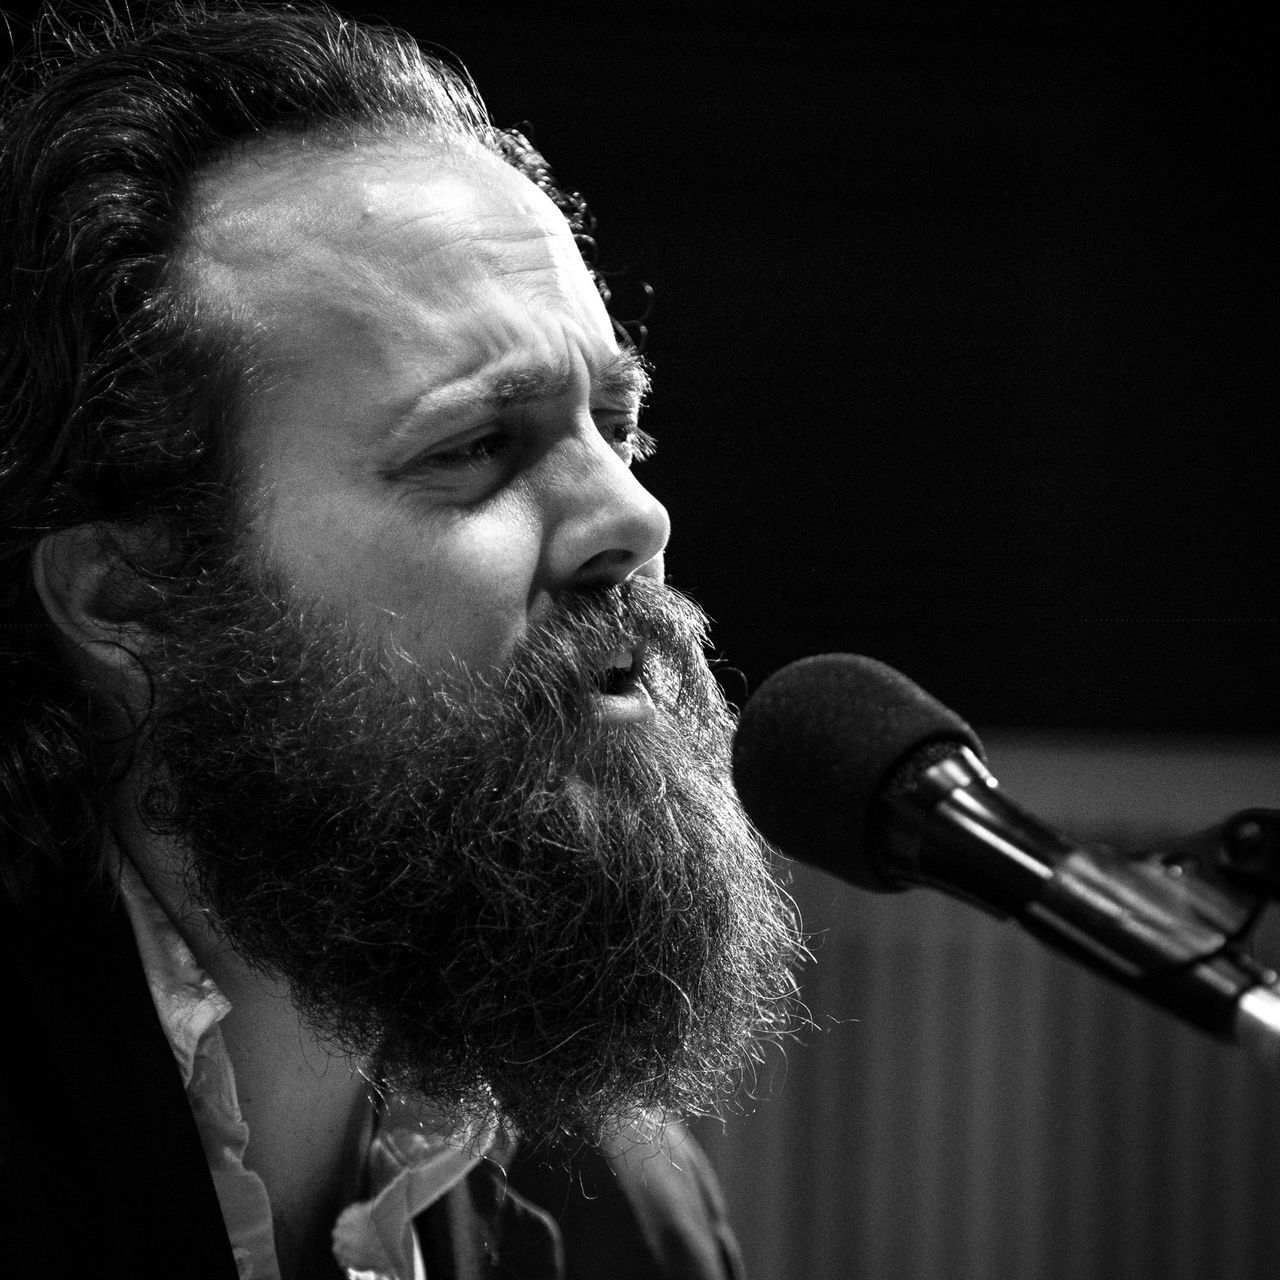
[0,3,799,1276]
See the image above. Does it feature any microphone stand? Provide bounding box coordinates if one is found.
[881,748,1280,1073]
[1023,806,1280,1073]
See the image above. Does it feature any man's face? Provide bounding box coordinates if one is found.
[141,136,797,1142]
[188,137,669,685]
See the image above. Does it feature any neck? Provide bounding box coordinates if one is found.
[112,774,372,1276]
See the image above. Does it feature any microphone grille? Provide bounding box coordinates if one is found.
[731,654,982,889]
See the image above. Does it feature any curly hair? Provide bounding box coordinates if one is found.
[0,1,605,900]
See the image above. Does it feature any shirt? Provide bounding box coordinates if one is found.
[115,860,495,1280]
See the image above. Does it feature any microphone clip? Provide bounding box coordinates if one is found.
[1123,809,1280,953]
[1207,809,1280,905]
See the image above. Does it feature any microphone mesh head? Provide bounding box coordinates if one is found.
[731,654,982,889]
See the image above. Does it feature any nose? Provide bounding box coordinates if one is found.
[541,430,670,590]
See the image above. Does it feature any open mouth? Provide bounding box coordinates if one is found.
[594,646,640,696]
[589,644,655,722]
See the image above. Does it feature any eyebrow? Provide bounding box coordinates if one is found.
[387,347,651,447]
[484,347,651,410]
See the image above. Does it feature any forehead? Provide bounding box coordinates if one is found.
[180,135,614,384]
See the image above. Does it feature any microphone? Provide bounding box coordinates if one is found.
[732,653,1280,1066]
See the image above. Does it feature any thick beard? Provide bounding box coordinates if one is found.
[138,561,800,1144]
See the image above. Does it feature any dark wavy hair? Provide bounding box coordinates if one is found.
[0,1,604,900]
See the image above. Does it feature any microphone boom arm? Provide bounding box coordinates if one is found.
[878,747,1280,1060]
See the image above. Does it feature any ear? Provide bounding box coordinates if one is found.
[30,525,151,688]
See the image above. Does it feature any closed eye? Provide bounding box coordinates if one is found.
[426,433,510,468]
[385,416,655,490]
[387,430,513,480]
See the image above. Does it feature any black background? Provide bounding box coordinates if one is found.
[5,1,1276,735]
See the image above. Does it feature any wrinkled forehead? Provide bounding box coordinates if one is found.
[177,133,586,332]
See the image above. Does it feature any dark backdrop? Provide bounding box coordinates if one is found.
[4,2,1276,734]
[386,3,1278,737]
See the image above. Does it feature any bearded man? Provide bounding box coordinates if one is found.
[0,3,800,1278]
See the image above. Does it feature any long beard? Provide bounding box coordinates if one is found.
[138,565,800,1143]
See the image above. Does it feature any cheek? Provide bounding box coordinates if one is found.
[254,469,544,673]
[362,503,545,674]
